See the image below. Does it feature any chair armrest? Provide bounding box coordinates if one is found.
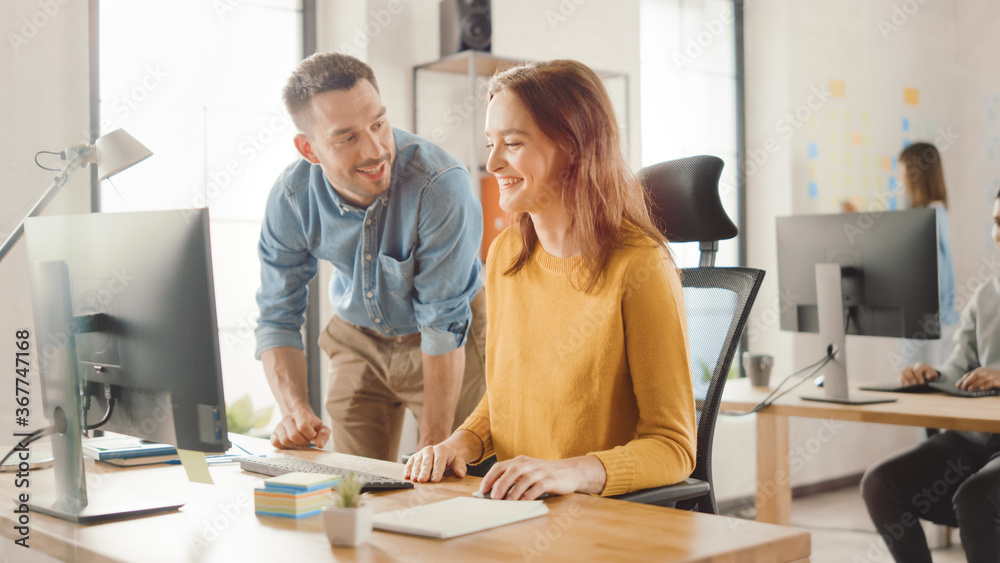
[611,478,710,507]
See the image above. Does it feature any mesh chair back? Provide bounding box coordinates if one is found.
[676,266,764,513]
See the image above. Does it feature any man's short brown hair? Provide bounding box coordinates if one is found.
[282,52,380,133]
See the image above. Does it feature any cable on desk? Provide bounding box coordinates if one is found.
[84,384,116,431]
[0,426,57,467]
[721,346,836,417]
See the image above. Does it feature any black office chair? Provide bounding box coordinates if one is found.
[613,155,765,515]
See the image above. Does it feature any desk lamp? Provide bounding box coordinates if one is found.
[0,128,152,263]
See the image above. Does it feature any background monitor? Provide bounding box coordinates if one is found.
[775,208,940,403]
[24,208,229,523]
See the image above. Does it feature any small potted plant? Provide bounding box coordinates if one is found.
[322,472,372,547]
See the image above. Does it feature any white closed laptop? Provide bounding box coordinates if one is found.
[372,497,549,539]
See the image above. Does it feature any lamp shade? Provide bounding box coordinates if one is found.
[94,129,152,181]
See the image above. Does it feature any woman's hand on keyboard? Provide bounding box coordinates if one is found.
[900,362,940,385]
[957,368,1000,391]
[404,430,483,483]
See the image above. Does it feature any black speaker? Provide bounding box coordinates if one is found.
[440,0,491,57]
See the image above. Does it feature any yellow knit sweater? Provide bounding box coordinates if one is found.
[458,227,697,496]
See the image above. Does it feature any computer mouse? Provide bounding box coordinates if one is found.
[815,375,825,388]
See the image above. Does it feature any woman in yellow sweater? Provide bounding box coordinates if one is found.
[403,59,696,499]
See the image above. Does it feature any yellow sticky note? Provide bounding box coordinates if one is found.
[862,112,870,125]
[808,163,817,180]
[830,80,847,98]
[904,88,920,105]
[178,449,214,485]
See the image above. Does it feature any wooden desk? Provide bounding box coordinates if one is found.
[1,443,810,562]
[721,378,1000,526]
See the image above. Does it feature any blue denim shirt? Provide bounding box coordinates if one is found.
[255,128,482,358]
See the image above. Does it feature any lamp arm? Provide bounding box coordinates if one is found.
[0,154,83,265]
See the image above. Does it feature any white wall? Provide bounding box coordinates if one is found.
[0,0,90,448]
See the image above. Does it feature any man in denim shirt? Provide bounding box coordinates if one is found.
[255,52,486,462]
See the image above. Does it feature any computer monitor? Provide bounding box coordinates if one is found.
[776,208,940,404]
[23,208,230,523]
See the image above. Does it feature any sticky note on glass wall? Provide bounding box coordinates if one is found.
[829,80,847,98]
[904,88,920,105]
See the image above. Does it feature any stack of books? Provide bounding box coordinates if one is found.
[82,434,178,466]
[254,472,339,518]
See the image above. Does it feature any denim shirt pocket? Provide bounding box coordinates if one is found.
[379,252,415,299]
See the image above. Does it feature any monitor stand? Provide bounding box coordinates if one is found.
[27,261,184,524]
[799,263,897,405]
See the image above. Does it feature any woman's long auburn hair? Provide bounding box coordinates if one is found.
[899,142,948,208]
[487,60,672,291]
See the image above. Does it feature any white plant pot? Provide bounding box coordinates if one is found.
[322,504,374,547]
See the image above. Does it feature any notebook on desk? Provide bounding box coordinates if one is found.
[372,497,549,539]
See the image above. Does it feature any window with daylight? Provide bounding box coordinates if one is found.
[97,0,305,434]
[640,0,740,268]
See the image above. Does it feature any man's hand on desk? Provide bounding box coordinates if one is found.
[270,407,331,449]
[957,368,1000,391]
[900,362,940,385]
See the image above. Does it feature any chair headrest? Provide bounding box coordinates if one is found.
[638,155,738,243]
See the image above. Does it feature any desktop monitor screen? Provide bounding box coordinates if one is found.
[776,208,940,340]
[23,208,229,522]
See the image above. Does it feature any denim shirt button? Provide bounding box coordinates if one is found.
[374,318,381,324]
[366,291,373,298]
[365,219,372,225]
[365,254,372,261]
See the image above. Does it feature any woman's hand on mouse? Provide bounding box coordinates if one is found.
[478,455,607,500]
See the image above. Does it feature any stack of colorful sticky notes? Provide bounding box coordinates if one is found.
[254,472,339,518]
